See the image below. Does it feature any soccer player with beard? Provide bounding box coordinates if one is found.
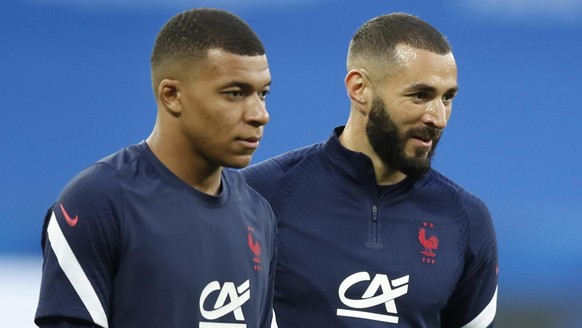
[242,13,498,328]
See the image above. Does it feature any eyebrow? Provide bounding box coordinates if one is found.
[222,80,272,90]
[404,83,458,95]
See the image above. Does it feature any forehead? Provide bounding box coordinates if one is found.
[190,48,271,87]
[381,45,458,91]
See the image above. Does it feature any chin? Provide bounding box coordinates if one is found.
[224,157,253,169]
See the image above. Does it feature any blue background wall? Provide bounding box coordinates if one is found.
[1,0,581,326]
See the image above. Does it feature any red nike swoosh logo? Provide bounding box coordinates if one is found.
[60,203,78,227]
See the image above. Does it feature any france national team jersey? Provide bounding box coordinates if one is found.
[242,127,498,328]
[35,141,276,328]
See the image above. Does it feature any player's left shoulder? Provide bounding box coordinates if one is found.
[424,169,490,218]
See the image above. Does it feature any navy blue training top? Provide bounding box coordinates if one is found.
[242,127,498,328]
[35,141,276,328]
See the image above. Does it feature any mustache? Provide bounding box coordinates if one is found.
[406,126,442,141]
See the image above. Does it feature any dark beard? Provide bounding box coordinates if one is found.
[365,96,442,178]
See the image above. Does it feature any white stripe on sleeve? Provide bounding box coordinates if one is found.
[271,309,278,328]
[461,285,498,328]
[47,211,109,328]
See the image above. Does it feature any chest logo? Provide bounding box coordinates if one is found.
[337,272,410,324]
[199,280,251,327]
[247,227,262,271]
[418,222,439,264]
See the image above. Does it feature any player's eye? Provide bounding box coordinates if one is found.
[259,90,270,101]
[442,92,456,104]
[225,90,244,98]
[412,92,429,102]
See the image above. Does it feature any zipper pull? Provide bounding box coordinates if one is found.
[372,205,378,222]
[366,205,383,250]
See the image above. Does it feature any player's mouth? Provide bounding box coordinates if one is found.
[410,136,433,149]
[237,136,261,149]
[408,127,441,150]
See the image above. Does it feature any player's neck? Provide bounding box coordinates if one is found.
[146,134,223,196]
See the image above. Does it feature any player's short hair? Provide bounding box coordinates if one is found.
[347,13,451,71]
[151,8,265,70]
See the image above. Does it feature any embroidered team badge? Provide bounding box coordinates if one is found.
[418,222,439,264]
[247,227,261,271]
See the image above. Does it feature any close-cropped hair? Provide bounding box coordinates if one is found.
[347,13,451,70]
[151,8,265,69]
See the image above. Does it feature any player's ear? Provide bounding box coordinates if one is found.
[345,69,372,115]
[158,79,181,117]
